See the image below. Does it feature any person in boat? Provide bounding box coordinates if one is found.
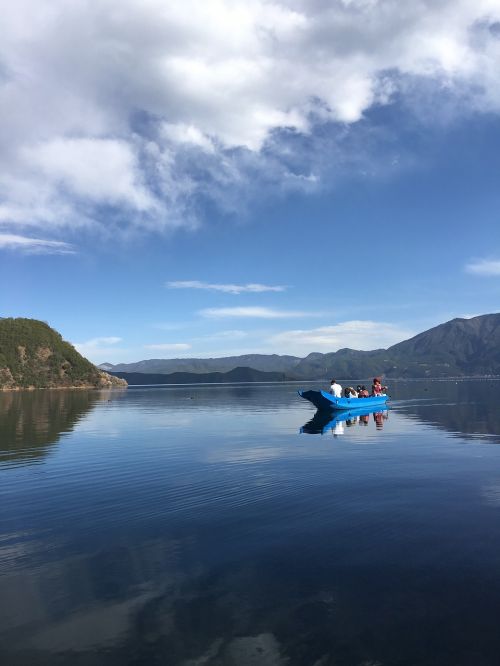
[358,385,369,398]
[371,377,388,396]
[329,379,342,397]
[344,386,358,398]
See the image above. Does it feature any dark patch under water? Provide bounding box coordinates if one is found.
[2,380,500,665]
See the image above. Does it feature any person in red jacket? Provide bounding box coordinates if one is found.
[371,377,388,396]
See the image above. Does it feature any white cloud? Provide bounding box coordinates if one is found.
[73,336,125,362]
[143,343,191,351]
[74,336,122,350]
[199,306,314,319]
[191,330,249,343]
[1,0,500,245]
[161,123,215,153]
[0,233,74,254]
[465,259,500,276]
[205,330,248,340]
[25,138,155,210]
[166,280,286,294]
[268,320,414,355]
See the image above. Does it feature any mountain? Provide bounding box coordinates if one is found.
[292,348,390,379]
[111,366,290,385]
[98,362,114,371]
[387,314,500,376]
[7,314,496,390]
[108,313,500,381]
[110,354,301,375]
[0,318,127,390]
[291,314,500,379]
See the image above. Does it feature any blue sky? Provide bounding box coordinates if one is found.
[2,1,500,364]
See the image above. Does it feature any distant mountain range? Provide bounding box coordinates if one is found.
[112,367,288,385]
[104,313,500,383]
[107,354,301,375]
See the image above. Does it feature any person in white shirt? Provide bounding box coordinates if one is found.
[329,379,342,398]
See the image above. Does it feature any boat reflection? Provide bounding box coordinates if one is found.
[301,406,389,435]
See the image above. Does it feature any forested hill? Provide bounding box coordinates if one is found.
[0,318,127,390]
[105,313,500,380]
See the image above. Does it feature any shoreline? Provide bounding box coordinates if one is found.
[3,376,500,392]
[0,385,128,392]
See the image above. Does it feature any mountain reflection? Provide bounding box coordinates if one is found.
[0,390,112,465]
[399,401,500,442]
[390,379,500,444]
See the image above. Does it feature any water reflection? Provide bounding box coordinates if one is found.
[5,382,500,665]
[0,390,116,466]
[389,379,500,444]
[124,382,305,414]
[301,407,389,435]
[0,533,340,665]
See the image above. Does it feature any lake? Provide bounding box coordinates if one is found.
[2,380,500,665]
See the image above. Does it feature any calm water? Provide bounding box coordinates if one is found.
[2,380,500,665]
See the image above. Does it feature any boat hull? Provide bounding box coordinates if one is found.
[298,389,388,411]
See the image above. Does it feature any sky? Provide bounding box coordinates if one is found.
[2,0,500,364]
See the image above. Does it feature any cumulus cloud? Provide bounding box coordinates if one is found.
[166,280,286,294]
[268,320,414,355]
[465,259,500,276]
[26,138,155,210]
[199,306,314,319]
[2,0,500,246]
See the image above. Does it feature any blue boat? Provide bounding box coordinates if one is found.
[298,389,389,411]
